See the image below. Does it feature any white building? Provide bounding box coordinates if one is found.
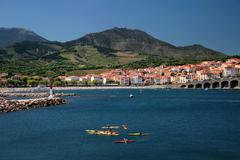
[153,76,170,85]
[65,76,80,82]
[103,77,107,85]
[223,67,238,77]
[90,75,103,82]
[119,76,130,86]
[179,76,187,83]
[170,76,177,83]
[181,74,194,83]
[198,74,210,81]
[130,76,143,85]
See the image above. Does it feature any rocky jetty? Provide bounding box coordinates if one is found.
[0,92,79,98]
[0,97,66,113]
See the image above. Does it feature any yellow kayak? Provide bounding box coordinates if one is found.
[128,132,148,136]
[85,129,119,136]
[85,129,98,134]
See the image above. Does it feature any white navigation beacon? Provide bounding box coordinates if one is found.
[49,85,54,98]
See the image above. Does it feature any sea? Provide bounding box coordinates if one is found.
[0,89,240,160]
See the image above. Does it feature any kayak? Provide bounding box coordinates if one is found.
[122,124,128,130]
[85,129,119,136]
[101,126,119,129]
[85,130,98,134]
[128,132,148,136]
[115,139,136,143]
[96,130,119,136]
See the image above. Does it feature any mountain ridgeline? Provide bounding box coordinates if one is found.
[0,27,228,76]
[0,28,47,48]
[68,27,225,59]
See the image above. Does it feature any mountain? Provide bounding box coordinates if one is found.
[0,27,48,47]
[0,27,229,76]
[68,27,176,53]
[67,27,225,59]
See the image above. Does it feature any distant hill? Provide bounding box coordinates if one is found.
[0,27,48,47]
[68,27,175,53]
[0,27,229,76]
[67,27,225,59]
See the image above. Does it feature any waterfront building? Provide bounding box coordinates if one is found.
[119,76,130,86]
[57,58,240,86]
[179,76,188,84]
[144,75,155,85]
[196,71,211,81]
[179,74,194,83]
[90,75,103,82]
[130,75,144,85]
[170,76,177,84]
[153,76,170,85]
[199,73,210,81]
[103,77,107,85]
[65,76,80,82]
[222,64,238,77]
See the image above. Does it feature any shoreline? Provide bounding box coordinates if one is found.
[0,85,239,92]
[54,85,177,90]
[0,85,175,92]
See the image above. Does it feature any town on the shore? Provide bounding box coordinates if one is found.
[0,58,240,88]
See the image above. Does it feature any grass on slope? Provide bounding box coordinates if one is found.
[66,69,112,76]
[114,51,146,64]
[60,45,119,67]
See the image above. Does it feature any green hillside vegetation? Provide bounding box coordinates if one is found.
[60,45,118,66]
[0,42,148,76]
[69,27,226,59]
[0,27,230,77]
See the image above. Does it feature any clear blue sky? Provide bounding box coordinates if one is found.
[0,0,240,54]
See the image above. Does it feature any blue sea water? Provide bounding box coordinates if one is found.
[0,89,240,160]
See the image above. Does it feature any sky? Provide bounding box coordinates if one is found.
[0,0,240,54]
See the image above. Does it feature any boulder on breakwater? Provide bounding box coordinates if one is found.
[0,97,66,113]
[0,92,79,98]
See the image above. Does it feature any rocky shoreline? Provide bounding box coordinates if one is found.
[0,92,78,98]
[0,97,66,113]
[0,88,81,113]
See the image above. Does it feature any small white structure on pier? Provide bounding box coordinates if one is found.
[49,86,54,99]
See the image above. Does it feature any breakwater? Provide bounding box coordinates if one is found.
[0,92,78,98]
[0,97,66,113]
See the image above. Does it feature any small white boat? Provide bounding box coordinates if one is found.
[129,94,134,98]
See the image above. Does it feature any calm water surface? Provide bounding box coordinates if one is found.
[0,89,240,160]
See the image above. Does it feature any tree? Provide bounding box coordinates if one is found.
[53,81,62,86]
[39,80,48,86]
[106,80,116,84]
[27,79,38,87]
[92,80,103,86]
